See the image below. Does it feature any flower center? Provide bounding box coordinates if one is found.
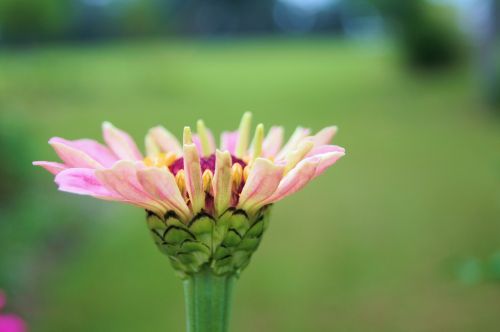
[168,153,247,175]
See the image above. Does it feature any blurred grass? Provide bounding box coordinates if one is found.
[1,38,500,332]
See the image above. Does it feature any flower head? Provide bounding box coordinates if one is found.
[34,113,345,276]
[0,291,27,332]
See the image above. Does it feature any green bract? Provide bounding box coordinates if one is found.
[146,206,271,278]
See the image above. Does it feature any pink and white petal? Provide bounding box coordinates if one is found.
[237,158,284,211]
[213,150,232,216]
[102,122,143,160]
[192,135,203,155]
[275,127,311,161]
[262,126,284,158]
[50,137,117,167]
[313,150,345,176]
[137,167,192,220]
[55,168,121,199]
[33,161,67,175]
[263,150,345,205]
[220,131,239,155]
[309,126,338,146]
[49,138,103,169]
[95,160,166,214]
[306,144,345,158]
[145,126,182,156]
[262,158,318,205]
[183,144,205,214]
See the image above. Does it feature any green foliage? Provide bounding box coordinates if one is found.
[0,40,499,331]
[373,0,464,69]
[0,0,70,43]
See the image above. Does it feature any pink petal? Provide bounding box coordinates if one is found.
[275,127,311,161]
[137,167,192,220]
[183,144,204,214]
[306,144,345,158]
[0,314,27,332]
[263,150,345,204]
[262,158,318,205]
[32,161,67,175]
[220,131,239,155]
[262,126,284,158]
[145,126,182,155]
[49,138,103,169]
[50,137,118,167]
[309,126,338,146]
[314,150,345,176]
[95,161,166,215]
[102,122,143,160]
[237,158,284,211]
[55,168,120,199]
[212,150,232,216]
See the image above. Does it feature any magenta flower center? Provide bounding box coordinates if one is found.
[169,153,247,175]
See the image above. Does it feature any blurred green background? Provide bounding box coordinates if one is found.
[1,1,500,332]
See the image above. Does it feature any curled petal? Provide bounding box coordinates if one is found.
[314,150,345,176]
[55,168,121,199]
[33,161,67,175]
[145,126,182,156]
[49,138,103,169]
[102,122,143,160]
[237,158,284,211]
[137,167,192,220]
[263,150,345,204]
[183,144,204,214]
[262,126,284,158]
[220,131,239,155]
[95,161,165,215]
[275,127,311,161]
[213,150,232,216]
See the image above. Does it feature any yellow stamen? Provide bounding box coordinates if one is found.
[175,169,186,194]
[243,165,250,182]
[202,169,213,193]
[144,156,154,167]
[231,163,243,190]
[143,152,177,168]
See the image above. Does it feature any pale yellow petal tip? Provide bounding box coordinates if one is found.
[102,121,114,130]
[235,112,253,157]
[196,119,205,128]
[251,123,265,160]
[183,126,193,145]
[196,119,212,156]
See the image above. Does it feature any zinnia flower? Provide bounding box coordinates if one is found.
[0,291,27,332]
[34,113,345,276]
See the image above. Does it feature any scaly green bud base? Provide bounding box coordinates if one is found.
[146,206,271,278]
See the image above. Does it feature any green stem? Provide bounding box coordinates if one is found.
[183,268,236,332]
